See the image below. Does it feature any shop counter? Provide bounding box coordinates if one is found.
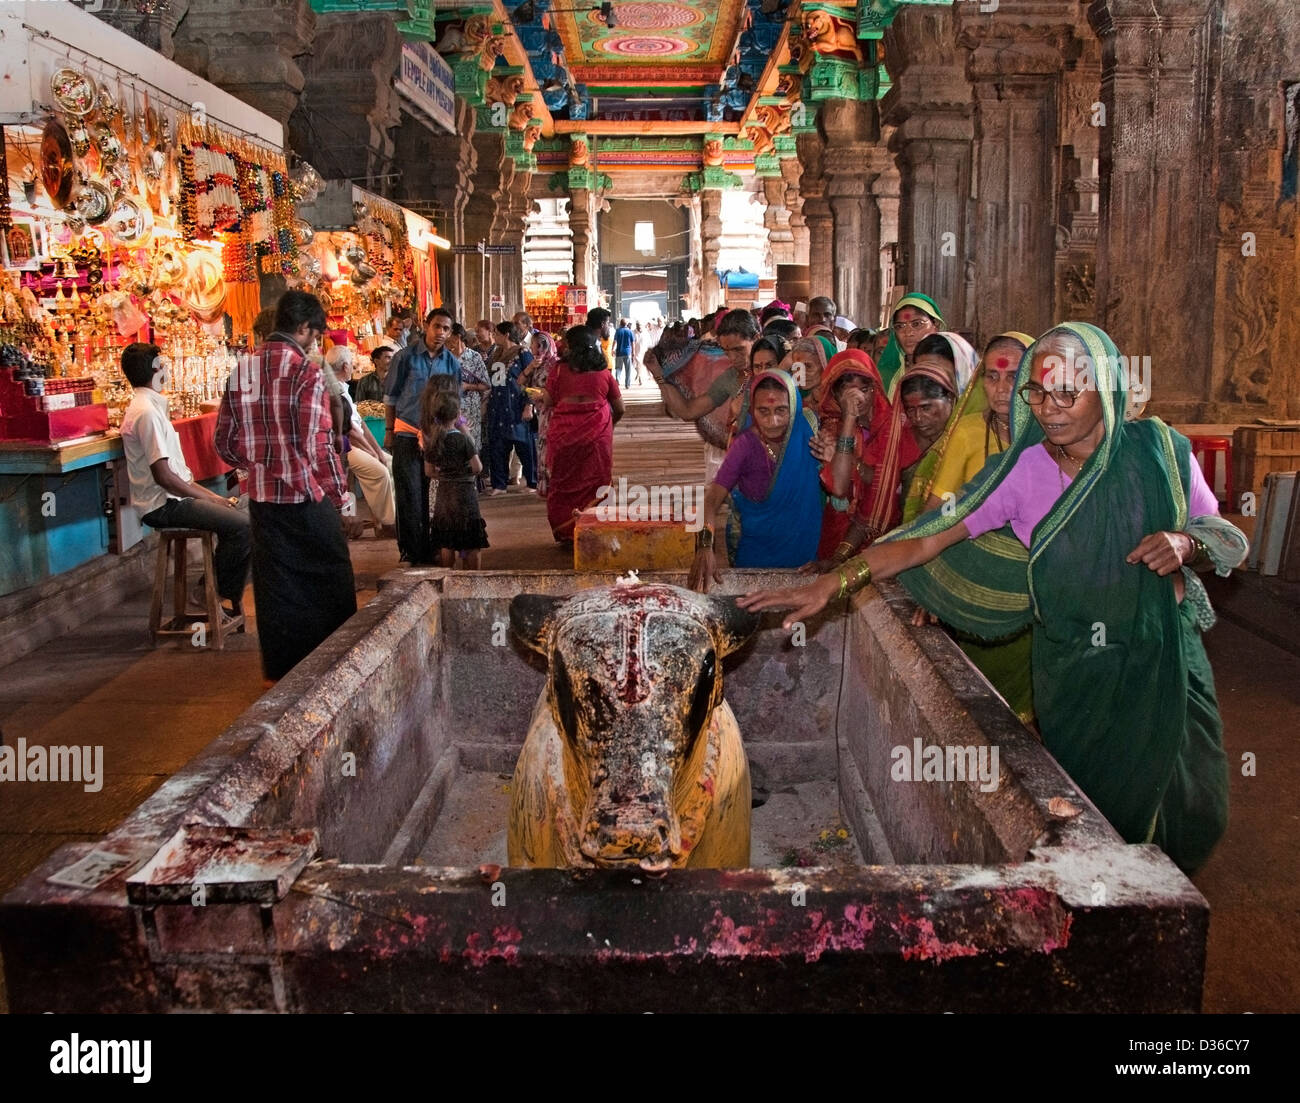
[0,412,231,597]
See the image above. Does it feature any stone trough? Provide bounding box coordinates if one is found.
[0,569,1208,1012]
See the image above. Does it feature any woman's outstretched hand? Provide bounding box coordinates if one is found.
[736,573,840,629]
[809,432,835,464]
[797,557,837,576]
[688,548,723,594]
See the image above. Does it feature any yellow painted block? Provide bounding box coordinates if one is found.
[573,508,696,571]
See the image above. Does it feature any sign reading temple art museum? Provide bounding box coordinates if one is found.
[396,41,455,135]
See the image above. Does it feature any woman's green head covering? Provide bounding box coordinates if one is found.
[876,292,942,398]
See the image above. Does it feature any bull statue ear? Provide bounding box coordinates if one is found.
[707,596,760,657]
[509,594,567,656]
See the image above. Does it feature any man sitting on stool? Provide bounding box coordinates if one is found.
[119,342,250,620]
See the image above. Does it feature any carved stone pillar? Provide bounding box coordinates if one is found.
[762,177,796,266]
[679,194,704,315]
[881,7,973,325]
[699,189,725,314]
[1088,0,1216,419]
[874,162,901,325]
[500,168,533,311]
[1206,11,1295,419]
[569,188,597,291]
[958,4,1077,340]
[391,102,476,315]
[781,156,810,266]
[463,131,506,323]
[820,98,883,325]
[1055,27,1102,325]
[797,131,834,299]
[288,12,403,191]
[94,0,191,56]
[169,0,317,131]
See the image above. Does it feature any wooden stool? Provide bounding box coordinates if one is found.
[1188,435,1233,509]
[147,528,244,650]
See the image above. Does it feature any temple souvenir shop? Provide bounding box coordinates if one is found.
[0,2,303,596]
[292,179,445,439]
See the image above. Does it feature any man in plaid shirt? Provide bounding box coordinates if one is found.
[216,291,357,681]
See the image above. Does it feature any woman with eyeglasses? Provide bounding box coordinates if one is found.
[875,292,944,397]
[802,349,922,574]
[739,323,1248,875]
[897,332,979,523]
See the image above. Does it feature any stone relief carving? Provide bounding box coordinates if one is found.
[1222,261,1279,405]
[1061,261,1096,316]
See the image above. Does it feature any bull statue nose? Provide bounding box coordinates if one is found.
[581,805,681,867]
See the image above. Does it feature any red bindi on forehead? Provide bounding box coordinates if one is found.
[994,356,1012,370]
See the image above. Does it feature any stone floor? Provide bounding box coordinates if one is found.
[0,379,1297,1012]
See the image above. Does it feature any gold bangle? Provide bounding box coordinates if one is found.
[836,568,849,601]
[695,525,715,551]
[832,540,856,564]
[845,557,873,595]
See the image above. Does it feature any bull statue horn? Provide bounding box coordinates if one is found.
[706,596,760,658]
[509,594,568,655]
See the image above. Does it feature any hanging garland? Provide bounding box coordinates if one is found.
[177,127,240,238]
[177,118,299,282]
[0,125,11,233]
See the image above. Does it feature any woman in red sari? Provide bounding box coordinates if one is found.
[806,348,922,572]
[544,325,625,543]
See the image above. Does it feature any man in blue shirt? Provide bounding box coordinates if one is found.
[613,318,636,388]
[383,307,461,563]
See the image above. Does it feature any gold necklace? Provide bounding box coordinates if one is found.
[762,440,779,464]
[1055,443,1082,491]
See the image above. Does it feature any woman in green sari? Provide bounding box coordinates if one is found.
[909,331,1036,723]
[739,322,1248,874]
[876,292,944,399]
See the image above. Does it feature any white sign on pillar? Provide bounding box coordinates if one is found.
[396,42,456,134]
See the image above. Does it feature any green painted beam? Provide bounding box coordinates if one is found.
[856,0,949,40]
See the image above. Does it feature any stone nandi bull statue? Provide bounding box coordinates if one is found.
[508,582,759,872]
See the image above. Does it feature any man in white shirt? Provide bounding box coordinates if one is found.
[119,342,250,618]
[324,345,396,534]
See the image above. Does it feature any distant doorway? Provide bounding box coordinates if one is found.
[602,263,684,324]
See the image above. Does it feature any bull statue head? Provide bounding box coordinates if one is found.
[509,583,759,871]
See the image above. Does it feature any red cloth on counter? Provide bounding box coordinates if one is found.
[171,412,230,483]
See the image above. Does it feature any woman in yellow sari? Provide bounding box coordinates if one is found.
[921,332,1034,514]
[898,332,978,523]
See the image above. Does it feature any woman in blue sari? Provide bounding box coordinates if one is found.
[689,369,822,592]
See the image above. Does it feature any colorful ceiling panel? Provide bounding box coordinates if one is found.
[552,0,748,82]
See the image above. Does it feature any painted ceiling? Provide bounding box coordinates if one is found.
[551,1,748,80]
[432,0,902,165]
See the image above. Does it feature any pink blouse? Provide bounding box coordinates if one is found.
[963,443,1219,547]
